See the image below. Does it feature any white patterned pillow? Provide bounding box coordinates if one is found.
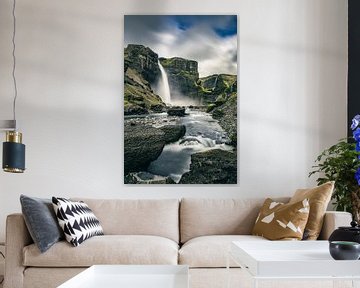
[52,197,104,246]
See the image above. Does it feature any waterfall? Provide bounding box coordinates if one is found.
[158,61,171,104]
[213,75,219,90]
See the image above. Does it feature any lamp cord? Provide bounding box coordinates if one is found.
[12,0,18,130]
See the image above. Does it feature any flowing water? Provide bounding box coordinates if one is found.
[146,109,233,183]
[158,61,171,104]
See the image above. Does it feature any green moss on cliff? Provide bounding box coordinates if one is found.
[159,58,174,67]
[124,83,165,114]
[124,64,166,115]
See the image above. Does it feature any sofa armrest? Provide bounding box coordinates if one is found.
[4,213,32,288]
[318,211,352,240]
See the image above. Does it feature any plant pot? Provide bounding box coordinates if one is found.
[329,221,360,244]
[329,241,360,260]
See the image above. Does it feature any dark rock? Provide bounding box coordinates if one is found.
[124,105,148,116]
[212,109,225,118]
[150,104,166,113]
[179,149,237,184]
[192,105,207,112]
[125,44,160,84]
[230,81,237,93]
[211,94,237,146]
[124,123,186,174]
[124,173,138,184]
[165,177,176,184]
[124,172,176,184]
[124,125,166,174]
[160,125,186,144]
[167,107,186,116]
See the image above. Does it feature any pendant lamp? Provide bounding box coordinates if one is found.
[1,0,26,173]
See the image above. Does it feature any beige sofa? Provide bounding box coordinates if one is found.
[4,198,352,288]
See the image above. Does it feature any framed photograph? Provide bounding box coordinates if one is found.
[124,15,237,184]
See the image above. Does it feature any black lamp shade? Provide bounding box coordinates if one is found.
[3,141,25,173]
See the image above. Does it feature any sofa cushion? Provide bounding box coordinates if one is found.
[72,198,179,243]
[180,198,289,243]
[23,235,179,267]
[179,235,267,268]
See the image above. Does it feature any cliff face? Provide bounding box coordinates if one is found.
[197,74,237,103]
[160,57,199,98]
[125,44,160,84]
[124,44,165,115]
[211,94,237,145]
[159,57,237,107]
[160,57,198,75]
[200,74,238,145]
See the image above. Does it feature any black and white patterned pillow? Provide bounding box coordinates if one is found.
[52,197,104,247]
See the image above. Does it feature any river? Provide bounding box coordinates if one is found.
[125,108,233,183]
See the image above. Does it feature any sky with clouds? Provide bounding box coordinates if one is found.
[124,15,237,77]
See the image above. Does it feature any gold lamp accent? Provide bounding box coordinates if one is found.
[6,130,22,143]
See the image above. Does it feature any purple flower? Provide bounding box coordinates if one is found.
[354,128,360,142]
[352,115,360,130]
[357,142,360,152]
[356,168,360,186]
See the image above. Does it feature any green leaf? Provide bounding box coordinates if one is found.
[309,139,360,215]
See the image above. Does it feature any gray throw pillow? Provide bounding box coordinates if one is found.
[20,195,64,253]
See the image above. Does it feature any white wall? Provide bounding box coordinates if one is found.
[0,0,347,242]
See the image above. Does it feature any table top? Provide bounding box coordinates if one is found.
[231,240,360,278]
[58,265,189,288]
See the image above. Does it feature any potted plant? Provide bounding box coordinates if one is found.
[309,115,360,222]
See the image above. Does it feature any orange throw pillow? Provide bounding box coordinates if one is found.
[252,198,310,240]
[289,181,334,240]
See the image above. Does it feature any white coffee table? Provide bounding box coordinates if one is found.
[58,265,189,288]
[228,241,360,288]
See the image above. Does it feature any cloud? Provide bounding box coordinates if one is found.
[124,15,238,77]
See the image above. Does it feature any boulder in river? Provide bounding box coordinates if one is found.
[179,149,237,184]
[124,124,187,174]
[124,125,166,174]
[167,107,186,117]
[160,125,186,144]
